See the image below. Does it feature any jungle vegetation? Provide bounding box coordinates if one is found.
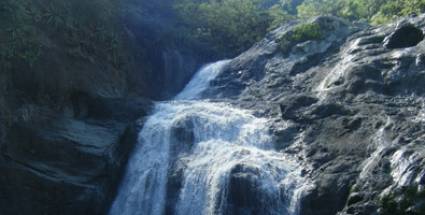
[174,0,425,53]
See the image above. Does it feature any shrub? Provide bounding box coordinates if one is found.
[268,4,294,30]
[291,23,323,41]
[175,0,273,55]
[278,23,323,51]
[0,0,42,69]
[297,0,425,25]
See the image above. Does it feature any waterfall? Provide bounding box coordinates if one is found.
[175,60,231,100]
[109,60,308,215]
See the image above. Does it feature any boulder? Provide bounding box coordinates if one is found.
[384,23,424,49]
[223,164,282,215]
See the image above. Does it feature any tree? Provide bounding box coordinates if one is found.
[297,0,425,24]
[268,4,294,30]
[175,0,282,55]
[371,0,425,24]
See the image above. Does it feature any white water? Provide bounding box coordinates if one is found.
[175,60,231,100]
[359,117,393,180]
[110,60,308,215]
[361,116,423,195]
[414,100,425,123]
[389,149,421,187]
[315,38,359,99]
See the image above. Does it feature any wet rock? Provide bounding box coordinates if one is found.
[279,95,318,121]
[206,16,354,100]
[224,164,281,215]
[300,171,354,215]
[227,165,261,209]
[208,14,425,215]
[418,170,425,186]
[164,119,196,214]
[309,103,352,119]
[415,53,425,66]
[384,23,424,49]
[165,160,186,214]
[273,125,301,150]
[171,118,195,151]
[347,192,364,205]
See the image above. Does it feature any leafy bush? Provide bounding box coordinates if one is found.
[175,0,274,55]
[268,4,294,30]
[297,0,425,24]
[175,0,425,54]
[174,0,425,54]
[291,23,323,42]
[371,0,425,24]
[278,23,323,51]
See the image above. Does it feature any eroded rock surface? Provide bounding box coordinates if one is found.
[205,15,425,215]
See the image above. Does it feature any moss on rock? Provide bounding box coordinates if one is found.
[278,22,323,52]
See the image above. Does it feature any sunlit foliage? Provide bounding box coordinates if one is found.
[278,23,323,52]
[174,0,425,55]
[297,0,425,24]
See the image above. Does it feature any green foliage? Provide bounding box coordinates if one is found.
[297,0,340,18]
[0,0,41,69]
[278,23,323,51]
[268,5,294,30]
[380,186,425,215]
[174,0,425,54]
[297,0,373,20]
[297,0,425,24]
[0,0,125,71]
[371,0,425,24]
[291,23,323,42]
[175,0,273,54]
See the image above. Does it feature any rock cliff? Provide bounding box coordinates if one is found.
[205,15,425,215]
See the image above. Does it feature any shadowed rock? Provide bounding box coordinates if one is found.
[384,23,424,49]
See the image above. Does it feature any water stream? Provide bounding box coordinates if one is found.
[109,60,308,215]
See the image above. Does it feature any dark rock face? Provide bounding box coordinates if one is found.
[0,98,151,215]
[0,0,212,214]
[384,23,424,49]
[165,118,196,215]
[206,15,425,215]
[122,0,216,99]
[226,165,263,215]
[223,164,283,215]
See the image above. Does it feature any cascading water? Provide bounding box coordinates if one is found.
[175,61,230,100]
[109,60,309,215]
